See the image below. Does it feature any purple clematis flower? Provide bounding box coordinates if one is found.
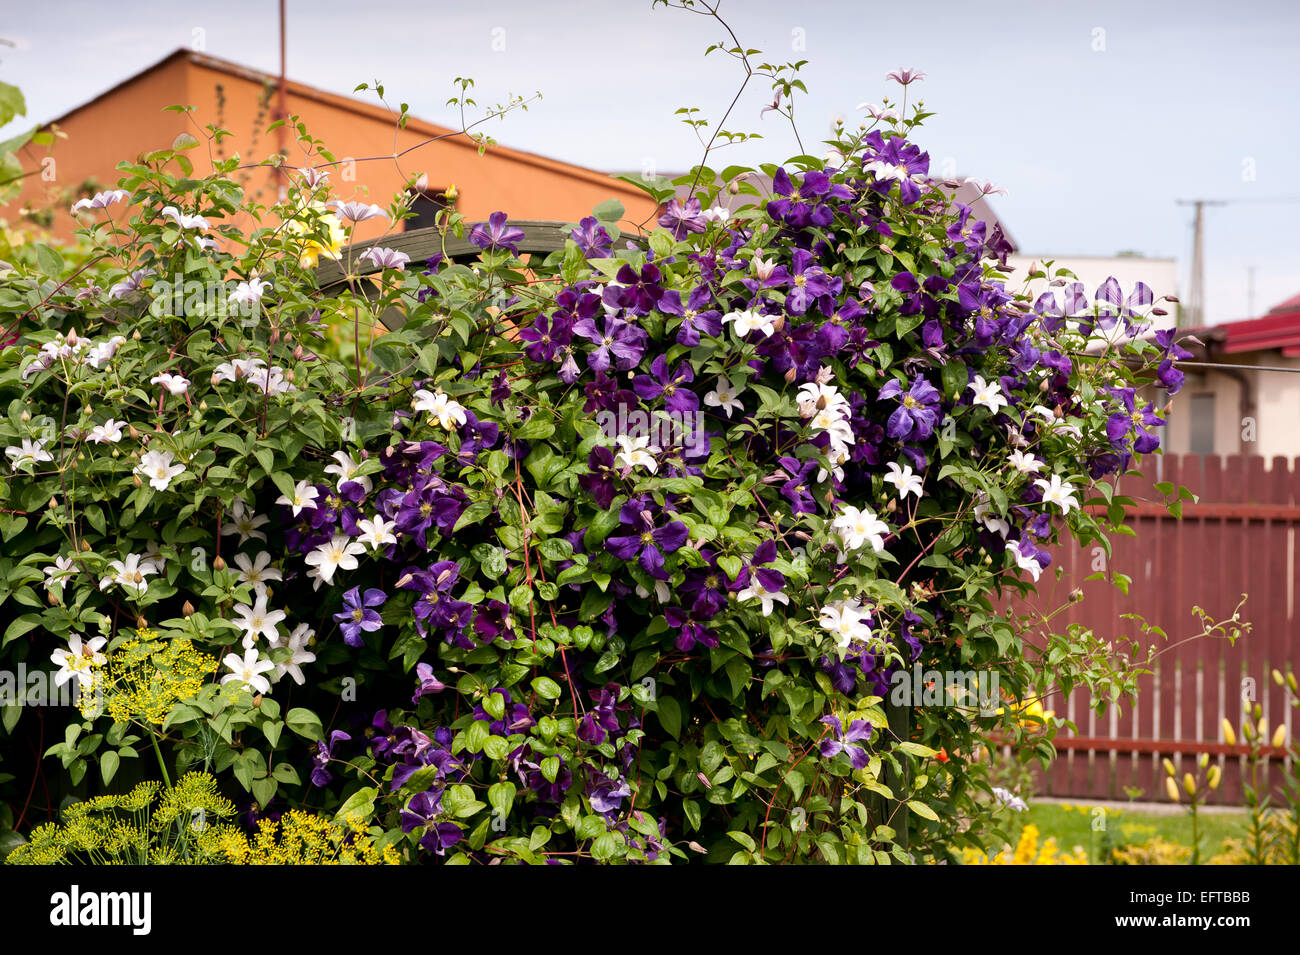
[783,248,841,315]
[469,211,525,255]
[605,496,690,580]
[578,445,619,509]
[587,772,633,815]
[658,197,707,238]
[334,587,386,647]
[518,313,573,363]
[777,456,820,515]
[400,790,464,855]
[632,354,698,413]
[606,263,666,315]
[458,411,501,461]
[578,687,622,744]
[573,315,649,372]
[397,561,461,637]
[665,604,719,652]
[766,167,851,230]
[571,216,612,257]
[413,662,446,703]
[1106,386,1164,454]
[818,716,873,769]
[878,376,942,442]
[657,285,722,346]
[680,551,735,619]
[582,370,638,415]
[473,599,515,644]
[310,730,351,787]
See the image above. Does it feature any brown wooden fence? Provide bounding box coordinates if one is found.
[1008,453,1297,804]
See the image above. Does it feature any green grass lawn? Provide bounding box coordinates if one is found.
[1018,802,1250,864]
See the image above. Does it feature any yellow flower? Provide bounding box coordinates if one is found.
[287,202,347,268]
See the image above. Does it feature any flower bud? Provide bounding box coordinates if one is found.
[198,400,207,411]
[1183,772,1196,796]
[20,411,30,422]
[81,539,91,552]
[1222,718,1237,747]
[132,330,142,340]
[135,615,147,629]
[48,496,58,510]
[444,183,458,203]
[1198,751,1209,769]
[1207,766,1221,790]
[128,425,140,439]
[1272,724,1287,749]
[1163,758,1176,777]
[1289,671,1299,694]
[47,588,59,605]
[1258,716,1269,739]
[1166,777,1180,802]
[253,694,263,707]
[132,474,143,488]
[182,600,195,617]
[1274,668,1285,687]
[212,555,227,572]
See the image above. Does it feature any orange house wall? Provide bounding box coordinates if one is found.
[10,53,658,244]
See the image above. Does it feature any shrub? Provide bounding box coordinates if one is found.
[0,25,1181,865]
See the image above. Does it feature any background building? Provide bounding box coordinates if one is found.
[6,49,660,242]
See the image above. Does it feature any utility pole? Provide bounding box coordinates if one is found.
[1175,198,1226,329]
[1175,196,1300,327]
[276,0,288,200]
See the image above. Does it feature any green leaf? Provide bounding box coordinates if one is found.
[896,741,937,758]
[592,199,625,223]
[727,830,756,852]
[454,501,493,532]
[99,750,120,785]
[531,676,562,701]
[907,799,939,821]
[656,696,682,738]
[940,360,967,400]
[334,786,377,824]
[285,707,323,741]
[489,781,516,820]
[252,776,278,808]
[683,798,702,831]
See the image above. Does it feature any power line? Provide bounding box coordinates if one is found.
[1079,354,1300,375]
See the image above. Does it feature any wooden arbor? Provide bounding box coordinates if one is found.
[315,220,621,331]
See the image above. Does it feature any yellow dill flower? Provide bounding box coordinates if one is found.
[216,810,399,865]
[104,629,216,726]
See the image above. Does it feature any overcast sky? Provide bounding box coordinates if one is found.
[3,0,1298,324]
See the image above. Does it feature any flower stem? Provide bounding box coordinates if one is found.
[150,732,172,790]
